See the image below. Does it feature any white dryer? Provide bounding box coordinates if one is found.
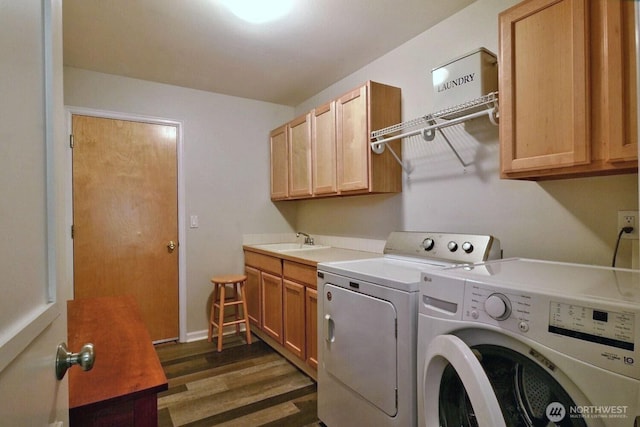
[417,258,640,427]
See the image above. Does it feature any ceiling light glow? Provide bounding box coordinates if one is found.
[221,0,294,24]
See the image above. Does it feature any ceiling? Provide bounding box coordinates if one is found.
[63,0,476,106]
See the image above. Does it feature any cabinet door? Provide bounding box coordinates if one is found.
[261,271,283,344]
[336,85,369,192]
[312,102,337,195]
[499,0,590,175]
[599,0,637,162]
[305,287,318,370]
[283,279,306,360]
[288,113,313,198]
[244,265,261,328]
[270,124,288,200]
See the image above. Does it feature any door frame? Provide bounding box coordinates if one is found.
[64,106,187,342]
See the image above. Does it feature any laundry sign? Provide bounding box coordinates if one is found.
[431,47,497,117]
[435,72,477,93]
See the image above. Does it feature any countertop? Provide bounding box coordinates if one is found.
[243,244,382,267]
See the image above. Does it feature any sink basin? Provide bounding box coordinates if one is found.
[252,243,330,252]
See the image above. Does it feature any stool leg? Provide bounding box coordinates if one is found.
[233,282,241,336]
[240,281,252,345]
[217,284,226,352]
[208,283,218,343]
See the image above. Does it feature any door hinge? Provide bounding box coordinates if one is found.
[69,134,74,149]
[71,225,74,239]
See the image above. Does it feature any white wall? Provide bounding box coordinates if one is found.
[64,68,296,336]
[294,0,639,267]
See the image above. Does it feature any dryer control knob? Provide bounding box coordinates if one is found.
[447,241,458,252]
[462,241,474,253]
[484,293,512,320]
[422,238,435,251]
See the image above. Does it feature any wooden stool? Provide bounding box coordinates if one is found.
[208,274,252,352]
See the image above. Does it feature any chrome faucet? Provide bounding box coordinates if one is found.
[296,232,314,245]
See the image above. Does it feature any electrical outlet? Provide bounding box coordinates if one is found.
[617,210,639,240]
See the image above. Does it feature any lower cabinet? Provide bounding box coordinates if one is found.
[284,280,306,359]
[262,271,284,344]
[244,266,262,327]
[305,288,318,369]
[244,249,318,377]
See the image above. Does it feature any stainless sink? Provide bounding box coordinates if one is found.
[251,243,330,252]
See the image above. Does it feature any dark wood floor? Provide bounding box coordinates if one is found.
[155,334,320,427]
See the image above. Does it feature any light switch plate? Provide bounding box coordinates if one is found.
[190,215,199,228]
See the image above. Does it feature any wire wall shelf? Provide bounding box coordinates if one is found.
[370,92,499,174]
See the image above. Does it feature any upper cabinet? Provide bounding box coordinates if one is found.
[499,0,638,179]
[312,101,338,196]
[288,112,313,198]
[270,81,402,200]
[270,124,288,199]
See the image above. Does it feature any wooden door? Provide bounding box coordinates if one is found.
[244,265,262,327]
[336,84,369,192]
[283,279,306,360]
[499,0,590,174]
[600,0,637,162]
[288,113,313,198]
[312,101,337,195]
[270,124,288,200]
[261,271,283,344]
[305,287,318,369]
[72,115,179,342]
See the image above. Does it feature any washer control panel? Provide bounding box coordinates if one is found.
[549,302,634,351]
[462,283,533,335]
[462,283,636,351]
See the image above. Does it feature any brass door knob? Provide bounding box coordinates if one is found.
[167,241,177,252]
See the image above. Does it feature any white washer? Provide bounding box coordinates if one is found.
[418,258,640,427]
[317,231,501,427]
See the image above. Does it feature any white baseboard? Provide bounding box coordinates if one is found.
[185,324,249,343]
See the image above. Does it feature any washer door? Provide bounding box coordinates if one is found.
[423,335,588,427]
[423,335,506,427]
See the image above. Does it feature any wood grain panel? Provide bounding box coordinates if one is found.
[244,265,262,327]
[312,102,338,195]
[283,280,306,360]
[288,113,313,198]
[500,0,589,173]
[336,85,369,191]
[68,296,167,411]
[270,125,288,200]
[261,272,283,344]
[72,115,178,341]
[283,260,317,288]
[368,81,402,193]
[244,251,282,275]
[305,288,318,370]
